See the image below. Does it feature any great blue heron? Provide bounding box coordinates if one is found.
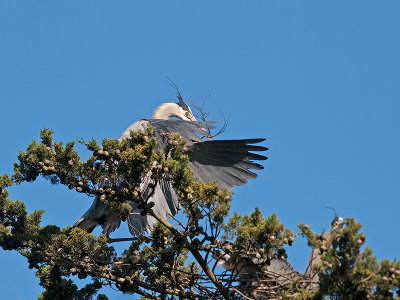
[74,95,267,236]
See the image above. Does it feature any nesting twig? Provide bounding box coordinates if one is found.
[190,97,229,139]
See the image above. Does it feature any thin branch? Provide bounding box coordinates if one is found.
[107,236,152,243]
[190,247,230,300]
[190,98,229,139]
[168,213,187,230]
[232,287,255,300]
[146,200,183,237]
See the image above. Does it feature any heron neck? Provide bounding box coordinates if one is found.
[153,103,179,120]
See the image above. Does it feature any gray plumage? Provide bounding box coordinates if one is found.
[74,100,267,236]
[213,249,295,275]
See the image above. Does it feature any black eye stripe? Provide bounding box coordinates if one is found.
[178,100,192,113]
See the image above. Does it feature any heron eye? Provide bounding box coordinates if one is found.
[185,111,190,117]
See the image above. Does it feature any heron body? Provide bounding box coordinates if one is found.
[74,98,268,236]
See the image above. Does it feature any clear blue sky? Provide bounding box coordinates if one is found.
[1,2,399,299]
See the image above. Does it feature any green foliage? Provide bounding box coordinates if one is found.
[297,218,400,300]
[223,208,294,269]
[37,265,107,300]
[0,174,13,188]
[1,128,399,299]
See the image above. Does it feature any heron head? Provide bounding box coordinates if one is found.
[153,100,197,121]
[176,97,196,121]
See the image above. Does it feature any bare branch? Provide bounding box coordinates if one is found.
[190,98,229,139]
[107,236,152,243]
[232,287,255,300]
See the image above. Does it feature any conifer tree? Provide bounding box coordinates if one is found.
[1,128,399,299]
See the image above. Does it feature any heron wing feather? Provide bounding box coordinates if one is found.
[186,139,267,189]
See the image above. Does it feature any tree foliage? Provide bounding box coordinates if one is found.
[1,128,399,299]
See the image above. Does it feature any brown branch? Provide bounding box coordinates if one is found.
[232,287,255,300]
[168,213,187,230]
[135,278,189,298]
[147,204,182,236]
[107,236,152,243]
[131,288,157,299]
[189,98,229,139]
[140,201,226,298]
[190,247,230,299]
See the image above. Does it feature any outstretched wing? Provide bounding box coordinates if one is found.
[148,119,215,148]
[186,139,268,189]
[149,120,267,189]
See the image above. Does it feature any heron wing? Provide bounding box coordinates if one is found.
[73,178,123,234]
[148,121,267,189]
[186,139,268,189]
[73,197,106,233]
[148,119,215,149]
[127,171,179,236]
